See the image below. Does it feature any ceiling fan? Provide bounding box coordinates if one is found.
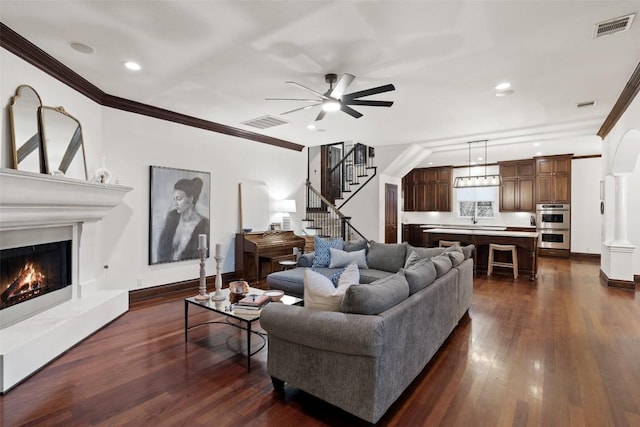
[266,73,395,121]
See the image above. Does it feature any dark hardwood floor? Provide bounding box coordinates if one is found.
[2,257,639,426]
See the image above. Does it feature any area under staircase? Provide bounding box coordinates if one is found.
[303,143,376,241]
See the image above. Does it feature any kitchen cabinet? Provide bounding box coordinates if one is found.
[499,159,535,212]
[402,224,425,246]
[402,166,452,212]
[535,155,572,203]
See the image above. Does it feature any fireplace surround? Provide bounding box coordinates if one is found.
[0,168,132,392]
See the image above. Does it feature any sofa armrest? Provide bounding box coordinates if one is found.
[261,303,384,357]
[297,252,315,267]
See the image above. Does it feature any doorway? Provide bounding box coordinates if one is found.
[385,183,398,243]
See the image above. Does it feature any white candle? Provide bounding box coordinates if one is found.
[199,234,207,250]
[216,243,222,257]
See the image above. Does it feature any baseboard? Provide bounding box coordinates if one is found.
[599,269,636,290]
[570,252,601,260]
[129,272,236,303]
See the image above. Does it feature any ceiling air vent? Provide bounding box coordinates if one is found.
[594,13,635,38]
[241,115,289,129]
[577,100,597,108]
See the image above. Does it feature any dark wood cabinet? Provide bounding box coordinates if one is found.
[499,159,535,212]
[402,166,452,212]
[402,224,425,246]
[535,155,572,203]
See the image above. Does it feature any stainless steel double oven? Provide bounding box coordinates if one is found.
[536,204,570,250]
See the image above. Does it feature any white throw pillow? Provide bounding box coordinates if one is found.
[329,247,368,269]
[304,262,360,311]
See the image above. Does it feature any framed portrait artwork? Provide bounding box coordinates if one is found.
[149,165,211,265]
[354,143,366,165]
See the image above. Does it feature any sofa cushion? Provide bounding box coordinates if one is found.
[358,268,394,284]
[329,247,368,269]
[403,257,437,294]
[312,237,344,267]
[443,245,465,267]
[340,272,409,315]
[304,262,359,311]
[461,244,475,260]
[343,239,369,253]
[366,241,407,273]
[432,254,453,277]
[405,245,446,264]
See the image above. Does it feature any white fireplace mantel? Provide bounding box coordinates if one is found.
[0,168,132,393]
[0,168,132,229]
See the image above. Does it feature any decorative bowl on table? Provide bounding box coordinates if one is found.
[242,228,252,233]
[264,289,285,302]
[228,280,249,304]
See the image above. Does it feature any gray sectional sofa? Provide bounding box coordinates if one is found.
[261,241,474,423]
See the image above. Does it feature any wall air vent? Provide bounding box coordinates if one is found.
[594,13,635,38]
[576,100,597,108]
[241,115,289,129]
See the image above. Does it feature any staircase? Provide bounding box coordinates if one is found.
[303,143,376,241]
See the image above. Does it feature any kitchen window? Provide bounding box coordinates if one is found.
[456,187,496,218]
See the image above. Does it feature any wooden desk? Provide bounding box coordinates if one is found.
[424,228,539,280]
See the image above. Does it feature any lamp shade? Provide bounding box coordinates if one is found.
[272,199,296,213]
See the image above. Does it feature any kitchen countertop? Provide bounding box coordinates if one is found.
[423,228,539,238]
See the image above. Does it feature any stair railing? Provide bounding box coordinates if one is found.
[305,180,367,242]
[328,143,377,210]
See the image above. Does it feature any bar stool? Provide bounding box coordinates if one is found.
[439,240,460,248]
[487,244,518,279]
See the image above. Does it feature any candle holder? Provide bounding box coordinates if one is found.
[211,254,225,301]
[194,243,209,301]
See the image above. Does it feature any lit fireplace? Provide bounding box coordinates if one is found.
[0,241,72,311]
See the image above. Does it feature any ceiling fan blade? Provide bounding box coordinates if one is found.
[340,104,363,119]
[342,83,396,100]
[266,97,322,102]
[315,109,327,121]
[281,103,322,115]
[285,81,329,100]
[343,99,394,107]
[330,73,355,99]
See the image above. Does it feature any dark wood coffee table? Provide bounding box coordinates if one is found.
[184,287,302,371]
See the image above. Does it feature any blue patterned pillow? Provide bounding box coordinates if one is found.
[312,236,344,267]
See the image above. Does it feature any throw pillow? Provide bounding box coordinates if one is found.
[443,245,465,267]
[304,262,359,311]
[405,244,445,264]
[312,236,344,267]
[404,250,422,268]
[366,241,407,273]
[343,239,369,253]
[340,271,409,315]
[329,247,368,269]
[432,254,453,278]
[461,244,475,260]
[403,258,438,294]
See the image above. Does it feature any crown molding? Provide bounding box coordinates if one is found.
[598,61,640,139]
[0,23,304,152]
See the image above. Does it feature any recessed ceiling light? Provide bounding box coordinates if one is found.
[70,41,94,54]
[477,157,483,161]
[428,162,433,165]
[307,124,316,130]
[533,142,541,147]
[495,82,511,91]
[124,61,142,71]
[535,152,542,156]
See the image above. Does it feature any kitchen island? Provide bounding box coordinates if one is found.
[424,228,539,280]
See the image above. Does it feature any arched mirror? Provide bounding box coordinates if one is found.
[39,106,88,180]
[9,85,44,173]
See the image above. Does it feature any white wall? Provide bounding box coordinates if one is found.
[601,93,640,275]
[1,50,306,291]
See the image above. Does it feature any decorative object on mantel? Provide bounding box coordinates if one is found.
[39,106,89,181]
[149,166,211,265]
[453,140,502,188]
[195,234,209,301]
[9,85,45,174]
[211,243,225,301]
[94,156,112,184]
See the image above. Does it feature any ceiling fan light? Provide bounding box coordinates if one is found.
[322,99,341,112]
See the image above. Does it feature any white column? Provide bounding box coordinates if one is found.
[613,173,631,244]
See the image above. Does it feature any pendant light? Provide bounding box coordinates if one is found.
[453,140,502,188]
